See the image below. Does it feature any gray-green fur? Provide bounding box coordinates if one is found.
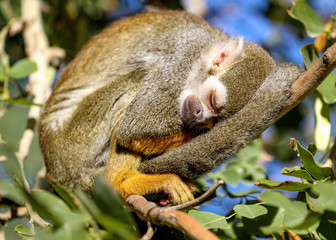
[139,63,304,178]
[39,10,303,193]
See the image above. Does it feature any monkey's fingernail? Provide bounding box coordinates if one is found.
[160,198,171,206]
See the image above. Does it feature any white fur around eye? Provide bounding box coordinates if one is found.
[199,76,227,108]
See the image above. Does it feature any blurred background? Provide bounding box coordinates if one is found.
[0,0,335,217]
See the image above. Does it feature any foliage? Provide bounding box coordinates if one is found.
[0,143,137,240]
[0,1,335,240]
[190,137,336,239]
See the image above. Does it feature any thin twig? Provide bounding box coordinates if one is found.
[171,180,224,210]
[140,221,156,240]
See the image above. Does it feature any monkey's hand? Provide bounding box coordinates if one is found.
[105,150,195,205]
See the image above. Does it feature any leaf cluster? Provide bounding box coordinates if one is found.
[0,144,137,240]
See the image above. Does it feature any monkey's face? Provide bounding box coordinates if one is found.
[178,38,246,130]
[179,76,227,130]
[178,38,276,131]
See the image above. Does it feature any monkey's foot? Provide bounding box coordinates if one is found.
[112,173,195,205]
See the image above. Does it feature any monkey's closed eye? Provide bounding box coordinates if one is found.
[207,90,221,113]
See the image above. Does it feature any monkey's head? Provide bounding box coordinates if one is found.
[179,38,276,130]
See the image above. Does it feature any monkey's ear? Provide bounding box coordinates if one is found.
[211,38,245,69]
[212,45,227,67]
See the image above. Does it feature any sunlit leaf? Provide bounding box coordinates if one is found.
[9,59,37,79]
[233,204,267,219]
[317,73,336,104]
[288,0,326,37]
[314,21,333,52]
[289,139,333,180]
[281,166,314,181]
[256,179,311,191]
[314,95,331,151]
[188,210,228,229]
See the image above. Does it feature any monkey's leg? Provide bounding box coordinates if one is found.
[105,150,195,204]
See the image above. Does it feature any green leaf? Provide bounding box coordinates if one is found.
[242,206,283,236]
[306,182,336,213]
[260,208,286,235]
[256,179,312,191]
[29,190,87,228]
[281,166,314,181]
[283,201,309,227]
[48,179,79,211]
[0,69,4,81]
[314,95,331,151]
[92,175,135,227]
[233,204,268,219]
[51,224,88,240]
[229,188,260,197]
[301,43,318,69]
[288,0,326,37]
[236,139,262,165]
[290,139,333,180]
[316,73,336,104]
[0,143,27,188]
[32,190,72,213]
[216,167,243,185]
[14,225,35,239]
[308,143,317,156]
[4,98,43,107]
[0,181,25,204]
[188,210,228,229]
[259,191,308,227]
[301,44,336,104]
[289,212,320,235]
[9,59,37,79]
[76,189,136,239]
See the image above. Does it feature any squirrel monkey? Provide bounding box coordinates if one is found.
[39,11,303,204]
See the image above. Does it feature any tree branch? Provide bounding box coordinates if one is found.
[126,195,219,240]
[16,0,65,164]
[278,42,336,119]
